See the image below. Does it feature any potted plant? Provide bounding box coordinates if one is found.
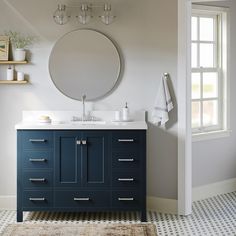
[4,31,35,61]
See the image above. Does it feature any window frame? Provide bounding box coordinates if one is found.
[191,5,230,141]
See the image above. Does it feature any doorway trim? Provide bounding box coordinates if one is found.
[177,0,229,216]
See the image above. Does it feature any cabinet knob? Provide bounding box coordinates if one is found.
[76,140,81,145]
[82,140,87,145]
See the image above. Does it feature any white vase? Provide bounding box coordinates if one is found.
[14,48,26,61]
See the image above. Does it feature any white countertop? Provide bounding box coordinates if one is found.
[15,110,148,130]
[15,121,147,130]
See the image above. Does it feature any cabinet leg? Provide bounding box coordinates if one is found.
[141,210,147,222]
[17,211,23,222]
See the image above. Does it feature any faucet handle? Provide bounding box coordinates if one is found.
[71,116,81,121]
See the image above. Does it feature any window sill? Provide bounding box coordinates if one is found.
[192,130,231,142]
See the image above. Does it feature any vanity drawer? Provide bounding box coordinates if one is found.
[22,171,53,189]
[112,131,141,149]
[54,191,110,208]
[22,190,53,208]
[22,131,53,150]
[112,171,140,188]
[112,191,141,208]
[112,152,140,169]
[22,150,53,169]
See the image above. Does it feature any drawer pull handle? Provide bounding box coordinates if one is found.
[118,158,134,162]
[118,198,134,201]
[82,140,87,145]
[29,198,45,201]
[74,197,90,201]
[29,178,46,182]
[118,178,134,182]
[118,139,134,142]
[29,158,46,162]
[76,140,81,145]
[29,139,46,142]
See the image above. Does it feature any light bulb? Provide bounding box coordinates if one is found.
[100,4,116,25]
[77,4,92,25]
[53,4,70,25]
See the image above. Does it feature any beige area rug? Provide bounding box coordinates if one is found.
[1,223,157,236]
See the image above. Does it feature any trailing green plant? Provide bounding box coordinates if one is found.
[4,30,35,49]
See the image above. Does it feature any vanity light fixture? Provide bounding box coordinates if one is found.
[53,4,71,25]
[53,3,116,26]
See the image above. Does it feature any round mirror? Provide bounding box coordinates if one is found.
[49,29,121,101]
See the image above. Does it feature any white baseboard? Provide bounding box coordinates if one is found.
[193,178,236,201]
[0,195,16,210]
[147,196,178,214]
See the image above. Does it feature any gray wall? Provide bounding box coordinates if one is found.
[0,0,178,199]
[193,1,236,187]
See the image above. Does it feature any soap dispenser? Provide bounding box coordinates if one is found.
[122,102,129,121]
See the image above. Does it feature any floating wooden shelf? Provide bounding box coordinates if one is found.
[0,61,28,65]
[0,80,28,84]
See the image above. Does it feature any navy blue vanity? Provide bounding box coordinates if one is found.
[17,129,146,222]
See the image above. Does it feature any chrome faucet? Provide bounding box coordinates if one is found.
[82,95,86,121]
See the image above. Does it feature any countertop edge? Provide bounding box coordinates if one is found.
[15,122,148,130]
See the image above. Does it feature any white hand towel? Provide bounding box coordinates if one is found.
[151,74,174,126]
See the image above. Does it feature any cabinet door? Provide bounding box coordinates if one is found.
[55,131,82,187]
[81,131,110,187]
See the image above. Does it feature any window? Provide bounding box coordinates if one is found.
[191,5,228,138]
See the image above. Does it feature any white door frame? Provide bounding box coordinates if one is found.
[177,0,229,216]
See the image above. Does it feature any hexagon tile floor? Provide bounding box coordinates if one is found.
[0,192,235,236]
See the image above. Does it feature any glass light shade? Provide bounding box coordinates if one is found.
[77,4,92,25]
[100,4,116,25]
[53,4,70,25]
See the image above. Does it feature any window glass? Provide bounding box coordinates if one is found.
[203,100,218,126]
[200,43,214,67]
[192,43,198,68]
[192,101,201,128]
[192,73,201,99]
[203,72,218,98]
[192,16,198,41]
[200,17,214,41]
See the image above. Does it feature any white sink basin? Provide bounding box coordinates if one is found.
[70,120,106,125]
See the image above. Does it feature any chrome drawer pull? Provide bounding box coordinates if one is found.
[29,139,46,142]
[118,178,134,182]
[76,140,81,145]
[118,139,134,142]
[74,197,90,201]
[118,158,134,162]
[29,158,46,162]
[118,198,134,201]
[82,140,87,145]
[29,178,46,182]
[29,198,45,201]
